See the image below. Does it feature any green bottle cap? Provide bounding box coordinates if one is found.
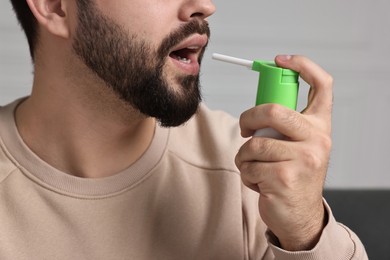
[252,60,299,110]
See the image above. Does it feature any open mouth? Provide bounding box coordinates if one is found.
[167,34,208,75]
[169,46,200,64]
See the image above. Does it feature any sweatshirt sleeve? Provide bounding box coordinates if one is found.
[265,199,368,260]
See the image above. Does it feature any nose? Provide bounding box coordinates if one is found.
[179,0,216,21]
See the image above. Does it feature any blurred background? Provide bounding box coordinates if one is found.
[1,0,390,189]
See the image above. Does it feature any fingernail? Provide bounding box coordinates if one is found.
[278,55,292,61]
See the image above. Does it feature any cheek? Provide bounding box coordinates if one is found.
[95,2,174,42]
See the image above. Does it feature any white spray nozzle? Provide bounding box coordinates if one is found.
[212,53,253,69]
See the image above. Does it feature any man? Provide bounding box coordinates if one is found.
[0,0,367,259]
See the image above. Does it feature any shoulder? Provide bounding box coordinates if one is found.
[0,140,17,184]
[167,103,247,171]
[0,100,21,184]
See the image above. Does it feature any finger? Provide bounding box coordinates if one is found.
[235,137,294,166]
[241,177,260,193]
[275,55,333,118]
[239,104,311,140]
[239,161,295,194]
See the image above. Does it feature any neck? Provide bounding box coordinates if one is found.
[15,58,156,179]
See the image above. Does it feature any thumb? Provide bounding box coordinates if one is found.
[275,55,333,118]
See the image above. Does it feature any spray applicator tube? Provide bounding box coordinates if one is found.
[212,53,300,138]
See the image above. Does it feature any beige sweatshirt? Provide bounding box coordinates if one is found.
[0,99,367,259]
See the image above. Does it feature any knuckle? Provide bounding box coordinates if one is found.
[238,161,249,174]
[246,139,258,153]
[274,165,296,189]
[319,133,332,152]
[264,104,283,119]
[317,73,333,91]
[325,74,334,86]
[240,162,260,183]
[241,177,258,192]
[304,134,331,170]
[302,149,323,171]
[286,113,307,132]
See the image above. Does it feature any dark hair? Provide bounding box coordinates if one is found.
[9,0,39,61]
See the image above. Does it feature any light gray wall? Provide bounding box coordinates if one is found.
[1,0,389,188]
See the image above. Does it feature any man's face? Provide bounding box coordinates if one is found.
[72,0,213,127]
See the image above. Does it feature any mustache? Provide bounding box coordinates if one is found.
[158,19,211,58]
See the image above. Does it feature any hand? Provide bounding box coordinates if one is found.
[235,55,333,251]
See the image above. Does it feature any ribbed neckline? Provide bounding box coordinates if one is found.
[0,99,169,198]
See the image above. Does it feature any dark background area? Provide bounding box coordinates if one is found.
[324,189,390,260]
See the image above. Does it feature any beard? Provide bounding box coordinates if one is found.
[72,0,210,127]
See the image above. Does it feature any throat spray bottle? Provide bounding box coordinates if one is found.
[212,53,300,138]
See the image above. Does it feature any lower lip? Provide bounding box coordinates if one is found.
[169,56,200,75]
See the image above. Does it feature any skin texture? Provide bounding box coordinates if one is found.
[17,0,333,252]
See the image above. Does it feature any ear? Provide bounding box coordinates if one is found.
[26,0,70,39]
